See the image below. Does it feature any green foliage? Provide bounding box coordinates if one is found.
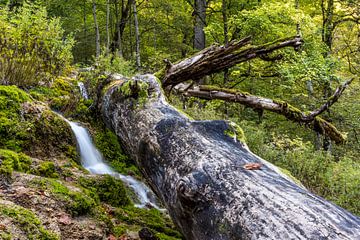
[0,2,74,87]
[0,203,59,239]
[95,52,135,77]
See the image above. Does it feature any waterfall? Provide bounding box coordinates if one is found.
[64,119,161,209]
[77,82,89,100]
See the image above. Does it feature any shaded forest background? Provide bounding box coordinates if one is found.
[1,0,360,216]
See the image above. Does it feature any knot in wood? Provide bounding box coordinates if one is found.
[176,177,197,199]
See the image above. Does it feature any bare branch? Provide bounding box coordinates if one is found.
[174,80,354,144]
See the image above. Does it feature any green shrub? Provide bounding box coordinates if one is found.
[95,52,135,77]
[0,2,74,87]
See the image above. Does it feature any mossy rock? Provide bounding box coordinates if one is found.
[114,206,182,239]
[31,161,59,178]
[0,201,59,239]
[79,175,130,207]
[93,128,138,175]
[0,149,31,176]
[31,178,97,217]
[224,121,246,143]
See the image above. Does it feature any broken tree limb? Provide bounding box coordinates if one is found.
[100,75,360,240]
[159,36,302,88]
[174,80,354,144]
[306,78,355,119]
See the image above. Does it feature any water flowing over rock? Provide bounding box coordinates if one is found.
[77,82,89,100]
[100,74,360,240]
[64,118,161,209]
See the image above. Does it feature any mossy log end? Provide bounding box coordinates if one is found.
[101,75,360,240]
[175,84,349,144]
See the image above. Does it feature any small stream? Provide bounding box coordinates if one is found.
[64,119,161,209]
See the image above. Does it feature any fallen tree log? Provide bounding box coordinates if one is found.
[100,75,360,240]
[158,36,302,88]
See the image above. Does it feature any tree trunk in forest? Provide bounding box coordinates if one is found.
[106,0,110,53]
[100,75,360,240]
[194,0,206,50]
[114,0,123,57]
[133,0,141,70]
[92,1,101,58]
[112,0,134,55]
[321,0,334,51]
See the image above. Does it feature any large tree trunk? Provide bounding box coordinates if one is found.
[100,75,360,240]
[194,0,206,50]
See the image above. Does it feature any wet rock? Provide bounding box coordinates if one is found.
[138,227,159,240]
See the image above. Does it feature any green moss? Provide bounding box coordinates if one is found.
[0,232,12,240]
[200,85,251,96]
[0,203,59,240]
[79,175,130,207]
[33,161,59,178]
[0,85,32,151]
[224,122,246,143]
[0,149,31,176]
[94,128,139,175]
[115,206,182,239]
[154,67,166,81]
[31,178,97,217]
[314,117,346,144]
[277,166,303,186]
[118,80,149,106]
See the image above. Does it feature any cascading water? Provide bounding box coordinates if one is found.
[64,119,161,209]
[77,82,89,100]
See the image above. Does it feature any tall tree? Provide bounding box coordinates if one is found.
[112,0,134,56]
[92,0,100,58]
[133,0,141,70]
[194,0,206,50]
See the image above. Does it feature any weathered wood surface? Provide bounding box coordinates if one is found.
[101,75,360,240]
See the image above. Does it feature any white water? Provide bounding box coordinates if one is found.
[65,119,161,209]
[77,82,89,100]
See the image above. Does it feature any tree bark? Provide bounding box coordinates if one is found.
[112,0,134,55]
[159,36,302,88]
[133,0,141,70]
[194,0,206,50]
[92,0,101,58]
[106,0,110,53]
[100,75,360,240]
